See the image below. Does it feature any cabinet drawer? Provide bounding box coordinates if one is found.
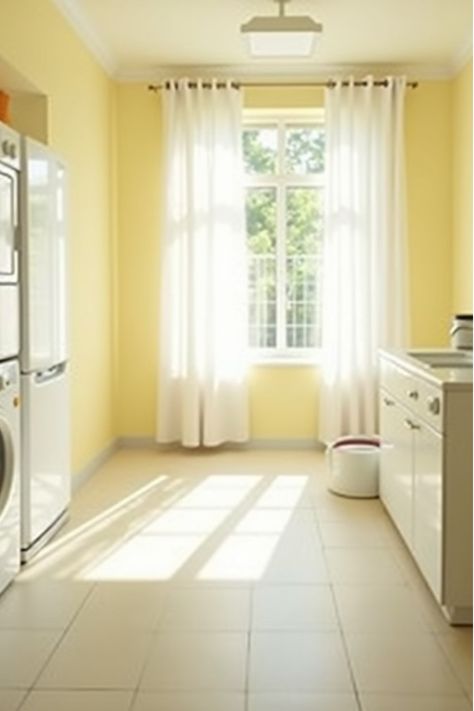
[380,357,417,405]
[380,357,443,432]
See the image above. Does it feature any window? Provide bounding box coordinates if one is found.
[243,113,325,359]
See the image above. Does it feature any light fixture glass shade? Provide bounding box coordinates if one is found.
[241,15,322,57]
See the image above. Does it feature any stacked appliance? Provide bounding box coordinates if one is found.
[0,121,21,593]
[20,137,70,563]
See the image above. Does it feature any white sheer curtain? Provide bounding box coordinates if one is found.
[157,79,249,447]
[319,76,409,443]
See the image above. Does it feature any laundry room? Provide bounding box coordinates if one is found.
[0,1,471,710]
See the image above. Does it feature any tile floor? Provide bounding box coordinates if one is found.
[0,448,471,711]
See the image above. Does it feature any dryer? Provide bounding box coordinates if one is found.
[0,359,20,594]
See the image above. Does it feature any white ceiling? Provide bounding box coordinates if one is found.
[53,0,473,80]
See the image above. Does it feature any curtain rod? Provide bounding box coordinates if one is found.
[148,79,418,91]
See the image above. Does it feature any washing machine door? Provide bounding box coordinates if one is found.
[0,417,15,518]
[0,415,20,594]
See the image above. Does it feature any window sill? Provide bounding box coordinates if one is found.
[249,352,322,367]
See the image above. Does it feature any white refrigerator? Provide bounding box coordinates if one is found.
[20,137,70,562]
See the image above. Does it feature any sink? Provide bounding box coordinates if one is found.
[407,350,473,369]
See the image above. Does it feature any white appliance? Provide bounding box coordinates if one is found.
[20,136,70,563]
[0,359,20,594]
[450,314,473,350]
[0,122,20,360]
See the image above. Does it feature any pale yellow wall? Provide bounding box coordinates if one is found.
[0,0,116,474]
[250,366,320,439]
[115,81,455,441]
[452,60,473,312]
[115,85,162,436]
[405,81,453,346]
[244,85,324,109]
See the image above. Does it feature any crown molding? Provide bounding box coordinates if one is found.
[51,0,118,76]
[49,0,471,85]
[116,61,457,84]
[450,34,473,76]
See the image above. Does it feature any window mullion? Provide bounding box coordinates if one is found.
[276,119,287,353]
[276,184,286,353]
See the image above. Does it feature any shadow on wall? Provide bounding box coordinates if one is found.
[0,54,49,143]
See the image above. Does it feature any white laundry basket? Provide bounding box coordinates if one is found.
[327,436,380,498]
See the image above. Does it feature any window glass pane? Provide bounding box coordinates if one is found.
[286,187,323,348]
[246,187,277,348]
[243,127,277,175]
[286,187,323,255]
[246,187,277,255]
[285,125,325,175]
[249,256,277,348]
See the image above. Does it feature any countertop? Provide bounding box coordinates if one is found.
[379,348,473,391]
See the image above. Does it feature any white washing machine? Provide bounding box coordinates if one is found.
[0,359,20,595]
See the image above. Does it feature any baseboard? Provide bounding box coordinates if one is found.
[245,438,326,451]
[117,436,157,449]
[116,436,326,451]
[72,439,120,493]
[442,605,473,626]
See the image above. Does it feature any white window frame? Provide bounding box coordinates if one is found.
[243,109,325,363]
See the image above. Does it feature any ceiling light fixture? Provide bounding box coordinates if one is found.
[241,0,323,58]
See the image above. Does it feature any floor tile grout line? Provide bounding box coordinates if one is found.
[15,687,31,711]
[321,531,364,711]
[15,684,142,691]
[430,629,474,701]
[244,584,255,710]
[24,579,99,694]
[303,482,364,706]
[129,627,159,711]
[15,686,141,710]
[330,595,364,711]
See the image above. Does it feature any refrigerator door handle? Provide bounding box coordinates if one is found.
[34,362,67,384]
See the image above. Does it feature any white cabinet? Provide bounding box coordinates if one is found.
[379,392,413,545]
[379,351,472,624]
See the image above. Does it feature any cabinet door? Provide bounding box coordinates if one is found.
[413,422,443,600]
[380,390,413,548]
[379,390,414,547]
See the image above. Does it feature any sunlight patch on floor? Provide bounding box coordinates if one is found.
[197,534,282,580]
[81,474,265,581]
[83,534,207,581]
[197,475,309,581]
[18,476,171,581]
[20,471,311,584]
